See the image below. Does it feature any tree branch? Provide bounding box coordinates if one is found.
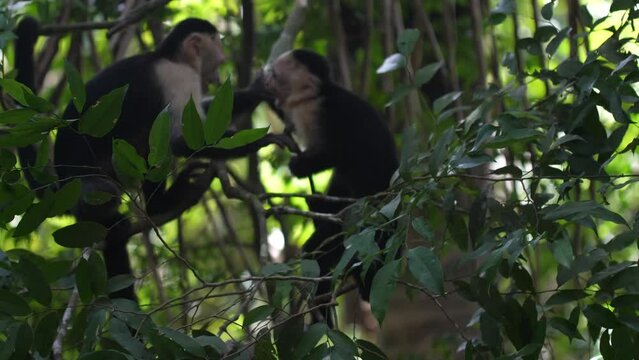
[37,0,171,37]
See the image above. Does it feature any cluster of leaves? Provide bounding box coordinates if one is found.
[338,1,639,359]
[0,58,288,358]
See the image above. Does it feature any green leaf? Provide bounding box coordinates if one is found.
[243,305,274,327]
[433,91,462,115]
[369,260,400,325]
[0,289,31,316]
[64,61,86,112]
[106,274,136,294]
[112,138,147,184]
[345,230,379,274]
[34,312,59,356]
[541,1,555,20]
[491,164,523,177]
[588,262,634,286]
[159,327,207,358]
[579,5,594,28]
[379,193,401,219]
[517,38,542,56]
[148,107,171,167]
[411,217,433,241]
[0,108,36,125]
[78,85,128,138]
[545,290,588,306]
[50,179,82,216]
[385,84,413,107]
[376,53,406,74]
[83,191,115,206]
[544,201,628,227]
[9,322,33,359]
[13,191,55,237]
[547,27,570,57]
[549,237,574,268]
[534,25,558,42]
[356,339,388,360]
[214,127,269,149]
[327,330,357,358]
[414,62,442,87]
[484,129,543,149]
[88,252,108,296]
[604,231,638,252]
[53,221,108,248]
[14,256,51,305]
[0,78,54,112]
[584,304,619,329]
[407,247,444,295]
[194,334,226,355]
[397,28,420,56]
[204,78,233,145]
[611,0,636,12]
[110,318,150,360]
[333,246,356,282]
[78,350,129,360]
[181,96,205,150]
[75,257,93,303]
[292,323,327,358]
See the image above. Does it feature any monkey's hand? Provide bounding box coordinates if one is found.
[264,133,300,153]
[289,150,333,178]
[289,155,311,178]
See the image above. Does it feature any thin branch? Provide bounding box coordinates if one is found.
[208,191,255,274]
[215,164,269,265]
[259,192,357,203]
[399,280,471,344]
[37,0,171,38]
[266,206,343,223]
[52,248,92,360]
[268,0,309,62]
[329,0,352,90]
[141,230,168,304]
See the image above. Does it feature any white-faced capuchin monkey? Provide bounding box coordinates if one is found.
[264,49,399,327]
[14,17,294,300]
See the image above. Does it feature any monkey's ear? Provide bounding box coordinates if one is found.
[182,33,203,59]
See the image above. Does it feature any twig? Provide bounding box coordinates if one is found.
[260,192,357,203]
[399,280,471,343]
[52,248,92,359]
[268,0,309,62]
[328,0,352,90]
[141,230,168,304]
[37,0,171,38]
[265,206,343,223]
[215,164,269,264]
[208,191,255,274]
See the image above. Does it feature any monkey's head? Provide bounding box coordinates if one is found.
[264,49,329,107]
[158,18,226,88]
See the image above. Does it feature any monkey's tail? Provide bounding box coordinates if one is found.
[13,17,50,198]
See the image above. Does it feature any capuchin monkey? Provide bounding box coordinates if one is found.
[264,49,399,326]
[14,17,293,300]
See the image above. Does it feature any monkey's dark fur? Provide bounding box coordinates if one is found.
[268,49,398,325]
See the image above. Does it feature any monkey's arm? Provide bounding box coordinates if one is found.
[144,161,215,218]
[289,149,336,178]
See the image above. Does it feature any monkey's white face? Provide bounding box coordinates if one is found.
[200,33,225,85]
[181,32,226,88]
[265,52,305,106]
